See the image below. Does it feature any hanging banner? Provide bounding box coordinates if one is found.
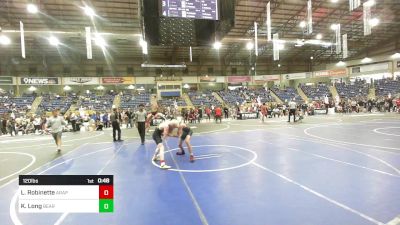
[62,77,100,85]
[199,76,217,82]
[314,69,347,77]
[273,33,279,61]
[0,76,14,85]
[307,0,313,34]
[349,0,361,11]
[20,77,60,85]
[101,77,134,84]
[342,33,348,59]
[254,22,258,56]
[254,75,280,82]
[228,76,252,83]
[335,24,341,54]
[86,27,92,59]
[283,72,309,80]
[266,1,272,41]
[20,21,25,59]
[363,2,371,36]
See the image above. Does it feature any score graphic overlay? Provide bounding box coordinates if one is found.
[161,0,218,20]
[18,175,114,213]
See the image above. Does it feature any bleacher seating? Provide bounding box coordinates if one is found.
[375,77,400,97]
[38,94,75,113]
[218,90,246,105]
[248,89,274,103]
[301,84,330,100]
[120,93,150,110]
[335,80,369,99]
[188,91,220,106]
[218,88,274,105]
[0,94,35,116]
[272,87,303,103]
[158,98,186,107]
[78,94,115,111]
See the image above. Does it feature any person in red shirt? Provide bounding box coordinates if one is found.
[215,106,222,123]
[396,98,400,113]
[205,107,211,121]
[260,103,268,123]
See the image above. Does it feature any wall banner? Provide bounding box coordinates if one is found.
[20,77,59,85]
[101,77,134,84]
[0,76,14,85]
[254,75,280,82]
[199,76,217,82]
[227,76,252,83]
[62,77,99,85]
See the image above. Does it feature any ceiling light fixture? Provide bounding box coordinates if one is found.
[246,42,254,50]
[316,34,322,40]
[361,57,372,64]
[0,35,11,45]
[391,53,400,59]
[84,6,95,17]
[369,18,380,27]
[299,21,306,28]
[336,61,346,67]
[330,24,339,30]
[48,36,60,46]
[365,0,375,7]
[27,4,38,14]
[213,41,222,50]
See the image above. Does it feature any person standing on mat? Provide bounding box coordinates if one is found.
[152,121,174,169]
[135,104,147,145]
[45,108,67,152]
[288,98,297,123]
[111,108,123,142]
[260,103,268,123]
[174,120,195,162]
[215,106,222,123]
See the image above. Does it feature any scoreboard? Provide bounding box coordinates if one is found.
[18,175,113,213]
[161,0,219,20]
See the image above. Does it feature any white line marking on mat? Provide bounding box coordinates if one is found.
[304,126,400,151]
[0,152,36,182]
[165,141,209,225]
[373,127,400,137]
[231,152,385,225]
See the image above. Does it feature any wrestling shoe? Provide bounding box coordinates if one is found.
[176,150,185,155]
[160,164,171,170]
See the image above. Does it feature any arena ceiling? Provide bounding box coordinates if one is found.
[0,0,399,66]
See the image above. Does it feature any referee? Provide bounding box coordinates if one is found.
[111,107,122,142]
[288,98,297,123]
[135,104,147,145]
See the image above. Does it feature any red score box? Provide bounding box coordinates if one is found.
[99,185,114,199]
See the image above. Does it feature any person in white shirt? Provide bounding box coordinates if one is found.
[288,98,297,123]
[152,120,181,170]
[45,109,67,152]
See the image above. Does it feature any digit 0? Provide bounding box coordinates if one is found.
[104,190,109,196]
[104,204,108,209]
